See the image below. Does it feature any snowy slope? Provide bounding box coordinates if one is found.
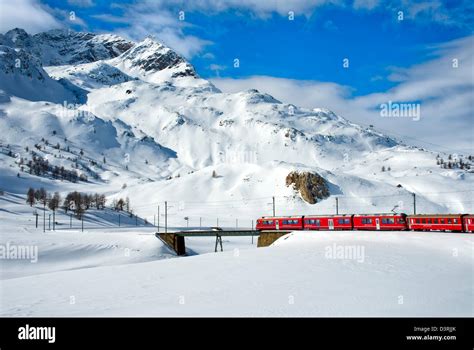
[0,27,472,222]
[0,45,82,103]
[1,228,472,316]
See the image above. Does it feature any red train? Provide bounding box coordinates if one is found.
[256,213,473,233]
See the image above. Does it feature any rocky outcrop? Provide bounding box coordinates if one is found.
[286,171,330,204]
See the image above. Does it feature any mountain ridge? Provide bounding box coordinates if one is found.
[0,27,472,219]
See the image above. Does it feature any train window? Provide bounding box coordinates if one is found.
[434,219,439,224]
[447,219,452,224]
[362,218,372,224]
[344,218,350,224]
[440,219,445,224]
[338,219,344,224]
[454,219,458,224]
[416,219,420,223]
[421,219,426,224]
[399,218,405,223]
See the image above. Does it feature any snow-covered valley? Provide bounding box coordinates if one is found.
[0,28,473,317]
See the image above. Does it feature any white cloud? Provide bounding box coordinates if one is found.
[211,36,474,154]
[0,0,62,34]
[151,0,472,26]
[67,0,94,7]
[95,3,211,58]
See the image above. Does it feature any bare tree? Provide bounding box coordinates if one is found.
[26,188,35,206]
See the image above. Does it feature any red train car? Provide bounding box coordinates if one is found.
[353,214,407,231]
[463,215,474,233]
[408,214,465,232]
[304,215,353,230]
[256,216,304,230]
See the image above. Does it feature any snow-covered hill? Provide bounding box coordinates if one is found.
[0,28,472,318]
[1,219,471,316]
[0,27,472,224]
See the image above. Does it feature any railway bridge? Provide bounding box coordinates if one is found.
[155,228,291,256]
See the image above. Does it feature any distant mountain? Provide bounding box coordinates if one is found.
[0,28,471,218]
[0,44,82,103]
[0,28,133,66]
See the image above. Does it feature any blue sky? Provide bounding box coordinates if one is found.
[0,0,473,152]
[38,0,471,95]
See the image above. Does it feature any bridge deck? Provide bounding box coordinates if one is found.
[171,230,260,237]
[155,230,291,255]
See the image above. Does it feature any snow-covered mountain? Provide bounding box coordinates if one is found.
[0,28,133,66]
[0,28,472,223]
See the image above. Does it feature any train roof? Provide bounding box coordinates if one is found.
[259,215,302,219]
[352,213,407,217]
[305,214,353,217]
[407,214,466,218]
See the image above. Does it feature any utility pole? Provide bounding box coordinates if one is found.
[251,219,254,244]
[70,214,72,228]
[34,211,38,228]
[165,201,168,233]
[43,202,46,233]
[157,205,160,232]
[48,214,51,231]
[53,210,55,231]
[412,193,416,215]
[272,196,275,216]
[336,197,339,215]
[118,214,121,227]
[81,215,84,232]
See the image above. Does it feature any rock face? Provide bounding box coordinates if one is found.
[0,28,134,66]
[286,171,330,204]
